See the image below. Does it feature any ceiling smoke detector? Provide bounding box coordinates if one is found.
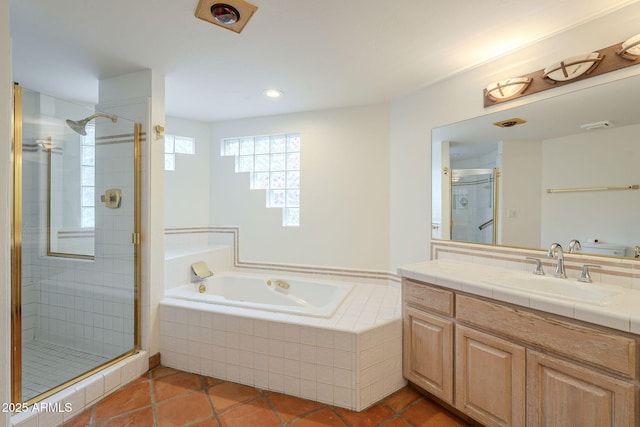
[493,118,527,128]
[195,0,258,34]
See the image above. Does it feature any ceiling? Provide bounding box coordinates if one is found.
[9,0,639,122]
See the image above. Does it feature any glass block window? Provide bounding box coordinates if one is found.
[81,124,95,228]
[165,134,195,171]
[221,133,300,226]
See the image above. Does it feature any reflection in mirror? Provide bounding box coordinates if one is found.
[451,168,498,244]
[48,123,96,258]
[432,74,640,259]
[21,89,105,259]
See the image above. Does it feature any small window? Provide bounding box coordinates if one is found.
[221,133,300,226]
[165,134,195,171]
[81,124,95,228]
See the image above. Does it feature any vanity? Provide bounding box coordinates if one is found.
[399,245,640,427]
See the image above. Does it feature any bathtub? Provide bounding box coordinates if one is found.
[164,272,354,318]
[160,269,404,411]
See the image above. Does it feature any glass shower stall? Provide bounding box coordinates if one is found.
[450,168,499,244]
[11,85,141,403]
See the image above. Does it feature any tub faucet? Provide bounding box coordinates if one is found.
[547,243,566,278]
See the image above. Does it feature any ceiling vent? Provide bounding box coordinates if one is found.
[195,0,258,34]
[493,118,527,128]
[580,120,613,130]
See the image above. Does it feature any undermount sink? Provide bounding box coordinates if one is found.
[482,274,623,306]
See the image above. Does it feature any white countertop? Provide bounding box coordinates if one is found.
[398,259,640,335]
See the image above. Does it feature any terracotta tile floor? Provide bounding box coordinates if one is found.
[62,366,472,427]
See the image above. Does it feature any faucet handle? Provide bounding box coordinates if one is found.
[578,264,601,283]
[525,257,545,275]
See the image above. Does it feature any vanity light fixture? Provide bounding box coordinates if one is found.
[483,34,640,107]
[543,52,603,83]
[195,0,258,34]
[617,33,640,60]
[484,77,532,102]
[264,89,284,99]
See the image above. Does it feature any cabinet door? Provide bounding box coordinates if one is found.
[456,325,525,427]
[403,306,454,403]
[527,350,636,427]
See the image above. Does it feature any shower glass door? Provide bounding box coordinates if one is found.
[12,86,140,403]
[450,168,498,244]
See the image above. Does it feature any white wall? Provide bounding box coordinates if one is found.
[1,0,10,420]
[164,116,211,228]
[541,123,640,253]
[499,140,542,248]
[210,104,390,271]
[389,1,640,270]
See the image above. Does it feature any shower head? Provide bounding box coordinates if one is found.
[66,113,118,136]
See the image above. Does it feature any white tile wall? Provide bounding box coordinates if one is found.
[164,246,232,290]
[21,136,137,359]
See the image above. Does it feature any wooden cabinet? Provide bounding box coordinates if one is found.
[403,306,453,403]
[527,350,636,427]
[402,278,639,427]
[456,325,525,427]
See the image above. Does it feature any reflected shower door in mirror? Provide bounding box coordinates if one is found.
[451,168,498,245]
[432,140,499,243]
[15,87,140,403]
[431,73,640,258]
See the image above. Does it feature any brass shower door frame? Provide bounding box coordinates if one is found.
[10,83,23,404]
[10,84,143,405]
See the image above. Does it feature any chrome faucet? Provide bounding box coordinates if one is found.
[568,239,582,253]
[547,243,567,278]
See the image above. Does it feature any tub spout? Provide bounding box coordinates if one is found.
[191,261,214,280]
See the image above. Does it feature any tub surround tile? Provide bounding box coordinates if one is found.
[159,303,404,411]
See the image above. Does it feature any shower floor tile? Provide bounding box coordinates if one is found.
[22,340,110,402]
[61,366,474,427]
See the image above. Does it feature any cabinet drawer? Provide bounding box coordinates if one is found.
[403,279,454,316]
[456,295,637,379]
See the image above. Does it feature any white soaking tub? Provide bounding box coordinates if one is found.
[164,271,354,318]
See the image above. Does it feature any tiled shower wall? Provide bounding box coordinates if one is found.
[21,118,136,358]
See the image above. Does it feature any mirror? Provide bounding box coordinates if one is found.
[20,89,97,259]
[48,124,96,258]
[432,73,640,258]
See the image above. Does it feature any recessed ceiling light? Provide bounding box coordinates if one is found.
[264,89,284,99]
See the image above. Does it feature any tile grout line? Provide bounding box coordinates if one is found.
[257,388,287,426]
[148,371,159,427]
[201,375,223,426]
